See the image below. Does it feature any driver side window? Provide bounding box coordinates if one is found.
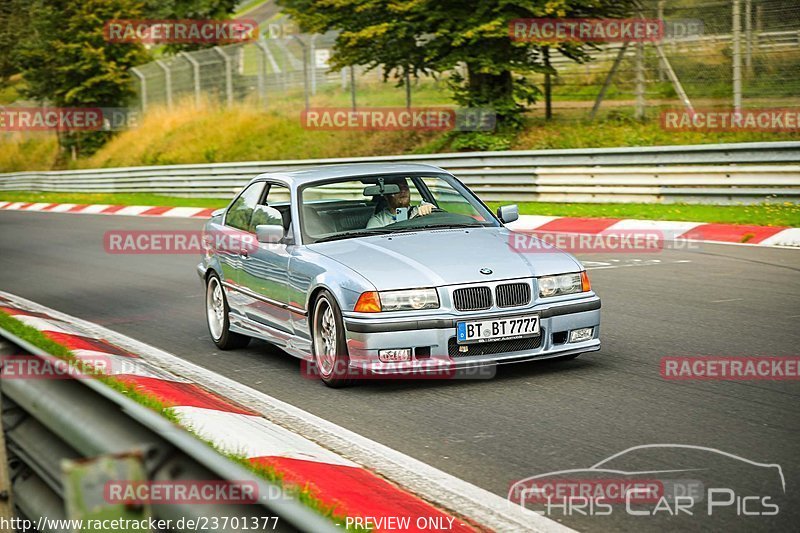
[226,182,266,232]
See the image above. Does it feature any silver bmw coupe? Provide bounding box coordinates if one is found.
[198,163,600,386]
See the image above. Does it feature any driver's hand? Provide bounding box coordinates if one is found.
[417,204,434,217]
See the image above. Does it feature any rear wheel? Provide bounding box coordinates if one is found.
[312,291,354,387]
[206,273,250,350]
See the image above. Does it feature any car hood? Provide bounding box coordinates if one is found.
[308,227,583,290]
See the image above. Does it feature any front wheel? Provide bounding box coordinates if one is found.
[312,291,354,387]
[206,273,250,350]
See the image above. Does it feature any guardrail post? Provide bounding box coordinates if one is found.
[745,0,753,77]
[635,41,645,120]
[310,34,318,96]
[180,52,202,108]
[0,388,14,522]
[591,43,628,121]
[653,44,694,113]
[351,66,357,111]
[131,67,147,114]
[291,35,310,111]
[155,60,173,110]
[732,0,743,112]
[657,0,666,81]
[214,46,234,107]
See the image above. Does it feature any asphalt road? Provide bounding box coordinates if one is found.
[2,211,799,532]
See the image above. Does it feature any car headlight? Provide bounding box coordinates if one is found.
[538,272,590,298]
[354,288,440,312]
[380,288,440,311]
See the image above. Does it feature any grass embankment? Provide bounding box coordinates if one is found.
[3,190,797,226]
[0,310,369,531]
[2,77,799,173]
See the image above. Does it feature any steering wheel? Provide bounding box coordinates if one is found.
[412,206,445,217]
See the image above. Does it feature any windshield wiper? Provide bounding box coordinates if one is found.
[389,222,485,233]
[313,229,394,243]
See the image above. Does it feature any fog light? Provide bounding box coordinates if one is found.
[569,328,593,343]
[378,349,411,362]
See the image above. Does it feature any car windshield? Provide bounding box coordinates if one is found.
[300,174,497,243]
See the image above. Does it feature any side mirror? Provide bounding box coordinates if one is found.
[497,204,519,224]
[256,224,285,244]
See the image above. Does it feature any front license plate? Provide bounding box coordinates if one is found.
[456,314,540,344]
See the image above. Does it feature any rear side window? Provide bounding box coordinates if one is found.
[226,182,265,232]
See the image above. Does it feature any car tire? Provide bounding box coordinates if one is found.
[311,290,354,388]
[206,273,250,350]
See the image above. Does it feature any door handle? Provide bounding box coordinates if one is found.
[240,248,249,258]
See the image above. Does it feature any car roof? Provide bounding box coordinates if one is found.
[249,163,450,188]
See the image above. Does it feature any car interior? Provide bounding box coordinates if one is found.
[301,177,430,237]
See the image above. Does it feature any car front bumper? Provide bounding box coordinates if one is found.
[342,297,601,375]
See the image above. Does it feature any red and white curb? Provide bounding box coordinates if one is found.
[508,215,800,248]
[0,291,569,533]
[0,201,216,219]
[2,200,798,248]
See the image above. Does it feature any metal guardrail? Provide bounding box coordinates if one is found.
[0,328,339,533]
[1,142,799,204]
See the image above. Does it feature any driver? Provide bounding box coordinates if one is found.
[366,177,433,228]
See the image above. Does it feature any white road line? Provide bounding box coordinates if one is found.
[113,205,154,216]
[162,207,205,218]
[0,290,573,533]
[25,203,52,211]
[48,203,78,212]
[81,204,112,214]
[710,298,743,303]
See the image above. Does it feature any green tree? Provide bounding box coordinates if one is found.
[142,0,240,52]
[279,0,634,128]
[17,0,150,157]
[0,0,30,87]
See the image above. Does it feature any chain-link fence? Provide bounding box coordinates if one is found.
[531,0,800,119]
[129,0,800,119]
[130,31,373,112]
